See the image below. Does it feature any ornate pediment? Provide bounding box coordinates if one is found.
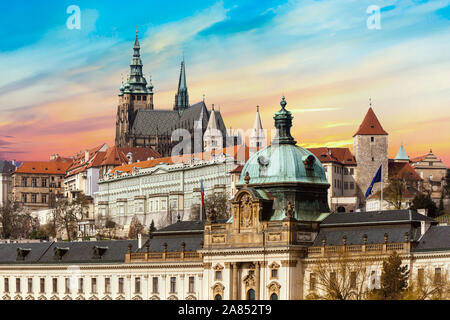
[25,295,34,300]
[38,295,47,300]
[2,294,10,300]
[63,295,72,300]
[132,295,142,300]
[103,295,112,300]
[89,295,98,300]
[213,263,224,271]
[269,262,280,269]
[50,295,59,300]
[76,295,85,300]
[167,295,178,300]
[14,295,23,300]
[116,295,125,300]
[186,295,197,300]
[149,295,160,300]
[239,193,253,228]
[267,281,281,291]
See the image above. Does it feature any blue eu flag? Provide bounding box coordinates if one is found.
[365,165,382,198]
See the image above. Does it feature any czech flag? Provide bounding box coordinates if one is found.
[365,165,382,198]
[200,178,205,207]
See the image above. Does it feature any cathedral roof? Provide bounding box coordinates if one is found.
[353,107,388,137]
[131,101,227,137]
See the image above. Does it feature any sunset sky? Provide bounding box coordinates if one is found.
[0,0,449,166]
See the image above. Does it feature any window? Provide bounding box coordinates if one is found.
[31,178,37,187]
[143,95,147,101]
[371,271,377,286]
[417,269,424,286]
[137,95,141,101]
[152,277,158,293]
[135,277,141,293]
[149,201,153,212]
[16,278,21,293]
[91,278,97,293]
[161,200,166,210]
[344,182,349,190]
[58,181,61,188]
[309,273,316,291]
[350,272,357,289]
[350,182,355,190]
[189,276,195,293]
[372,157,374,161]
[350,168,354,175]
[170,277,176,293]
[21,177,27,187]
[271,269,278,278]
[247,289,255,300]
[104,278,111,293]
[371,137,374,142]
[27,278,33,293]
[4,278,9,293]
[118,278,124,294]
[65,278,71,294]
[78,278,84,294]
[429,162,433,166]
[41,194,47,204]
[215,271,222,281]
[21,193,27,203]
[31,194,37,203]
[41,178,47,187]
[119,206,125,215]
[52,278,58,293]
[344,168,349,175]
[434,268,442,285]
[270,293,278,300]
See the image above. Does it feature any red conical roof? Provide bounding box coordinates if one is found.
[353,107,388,136]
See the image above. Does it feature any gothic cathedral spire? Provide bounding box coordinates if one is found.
[174,58,189,113]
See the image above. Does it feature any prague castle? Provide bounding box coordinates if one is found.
[115,31,228,157]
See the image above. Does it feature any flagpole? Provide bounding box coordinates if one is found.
[380,165,383,211]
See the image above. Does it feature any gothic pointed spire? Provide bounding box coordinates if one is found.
[395,143,409,161]
[250,105,265,149]
[206,104,218,130]
[128,28,148,93]
[174,58,189,113]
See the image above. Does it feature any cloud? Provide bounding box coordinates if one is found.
[291,107,342,113]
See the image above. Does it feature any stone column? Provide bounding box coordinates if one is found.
[225,263,232,300]
[232,263,239,300]
[255,262,261,300]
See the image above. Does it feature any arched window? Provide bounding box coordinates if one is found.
[270,293,278,300]
[337,206,346,213]
[214,294,222,300]
[247,289,255,300]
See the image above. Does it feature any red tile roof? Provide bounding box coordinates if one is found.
[353,107,388,136]
[388,160,422,181]
[307,147,356,165]
[100,146,161,166]
[230,165,244,174]
[110,145,250,175]
[66,144,108,177]
[15,157,73,175]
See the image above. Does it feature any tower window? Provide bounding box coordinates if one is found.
[371,137,374,142]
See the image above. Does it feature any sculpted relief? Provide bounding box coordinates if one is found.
[239,194,253,228]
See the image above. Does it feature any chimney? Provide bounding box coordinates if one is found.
[50,154,55,161]
[421,221,431,237]
[127,152,133,164]
[138,233,142,249]
[85,150,89,163]
[417,208,428,216]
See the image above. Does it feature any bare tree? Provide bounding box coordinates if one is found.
[52,194,89,241]
[0,196,38,239]
[404,268,450,300]
[306,250,372,300]
[128,215,144,239]
[204,191,231,220]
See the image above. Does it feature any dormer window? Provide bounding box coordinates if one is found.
[92,246,108,259]
[16,248,31,261]
[371,137,374,142]
[54,247,69,260]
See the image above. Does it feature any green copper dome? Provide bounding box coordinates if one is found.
[238,97,328,186]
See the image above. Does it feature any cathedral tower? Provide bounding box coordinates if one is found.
[353,102,388,205]
[174,59,189,114]
[115,29,154,147]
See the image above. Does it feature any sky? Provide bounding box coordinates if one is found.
[0,0,449,166]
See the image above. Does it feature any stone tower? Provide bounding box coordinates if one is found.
[174,59,189,114]
[249,105,265,150]
[115,30,154,147]
[353,104,388,205]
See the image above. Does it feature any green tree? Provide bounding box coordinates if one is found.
[384,178,407,210]
[411,193,438,218]
[149,220,156,238]
[128,215,144,239]
[371,251,409,300]
[204,192,231,220]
